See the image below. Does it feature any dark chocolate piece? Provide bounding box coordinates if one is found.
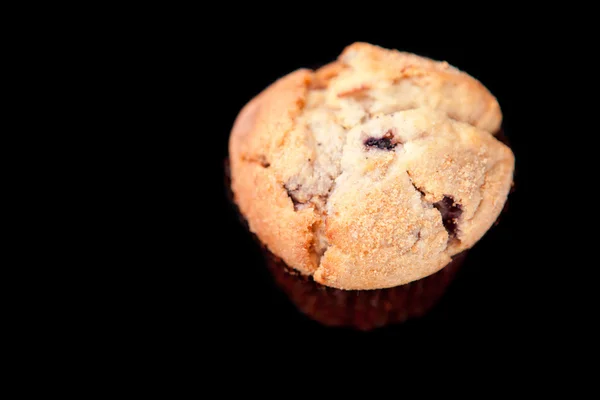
[364,130,397,150]
[434,196,462,237]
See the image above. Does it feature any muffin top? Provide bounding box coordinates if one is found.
[229,42,514,290]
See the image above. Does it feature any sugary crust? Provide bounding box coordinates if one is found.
[229,70,320,274]
[229,42,513,289]
[335,42,502,133]
[312,110,514,289]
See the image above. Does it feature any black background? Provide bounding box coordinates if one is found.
[166,31,552,350]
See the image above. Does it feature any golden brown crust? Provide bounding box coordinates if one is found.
[333,42,502,133]
[229,42,513,289]
[230,70,320,274]
[312,110,513,289]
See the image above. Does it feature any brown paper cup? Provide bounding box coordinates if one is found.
[264,248,465,330]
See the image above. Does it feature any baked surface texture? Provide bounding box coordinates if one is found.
[229,42,514,290]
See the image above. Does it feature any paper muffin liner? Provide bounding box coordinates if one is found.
[264,248,465,330]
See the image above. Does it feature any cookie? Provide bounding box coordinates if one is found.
[229,42,514,291]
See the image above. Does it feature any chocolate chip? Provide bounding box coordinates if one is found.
[364,129,398,150]
[434,196,462,238]
[365,137,394,149]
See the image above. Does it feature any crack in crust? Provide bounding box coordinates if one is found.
[408,173,427,198]
[284,184,304,210]
[242,154,270,168]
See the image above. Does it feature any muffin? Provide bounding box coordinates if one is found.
[227,42,514,328]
